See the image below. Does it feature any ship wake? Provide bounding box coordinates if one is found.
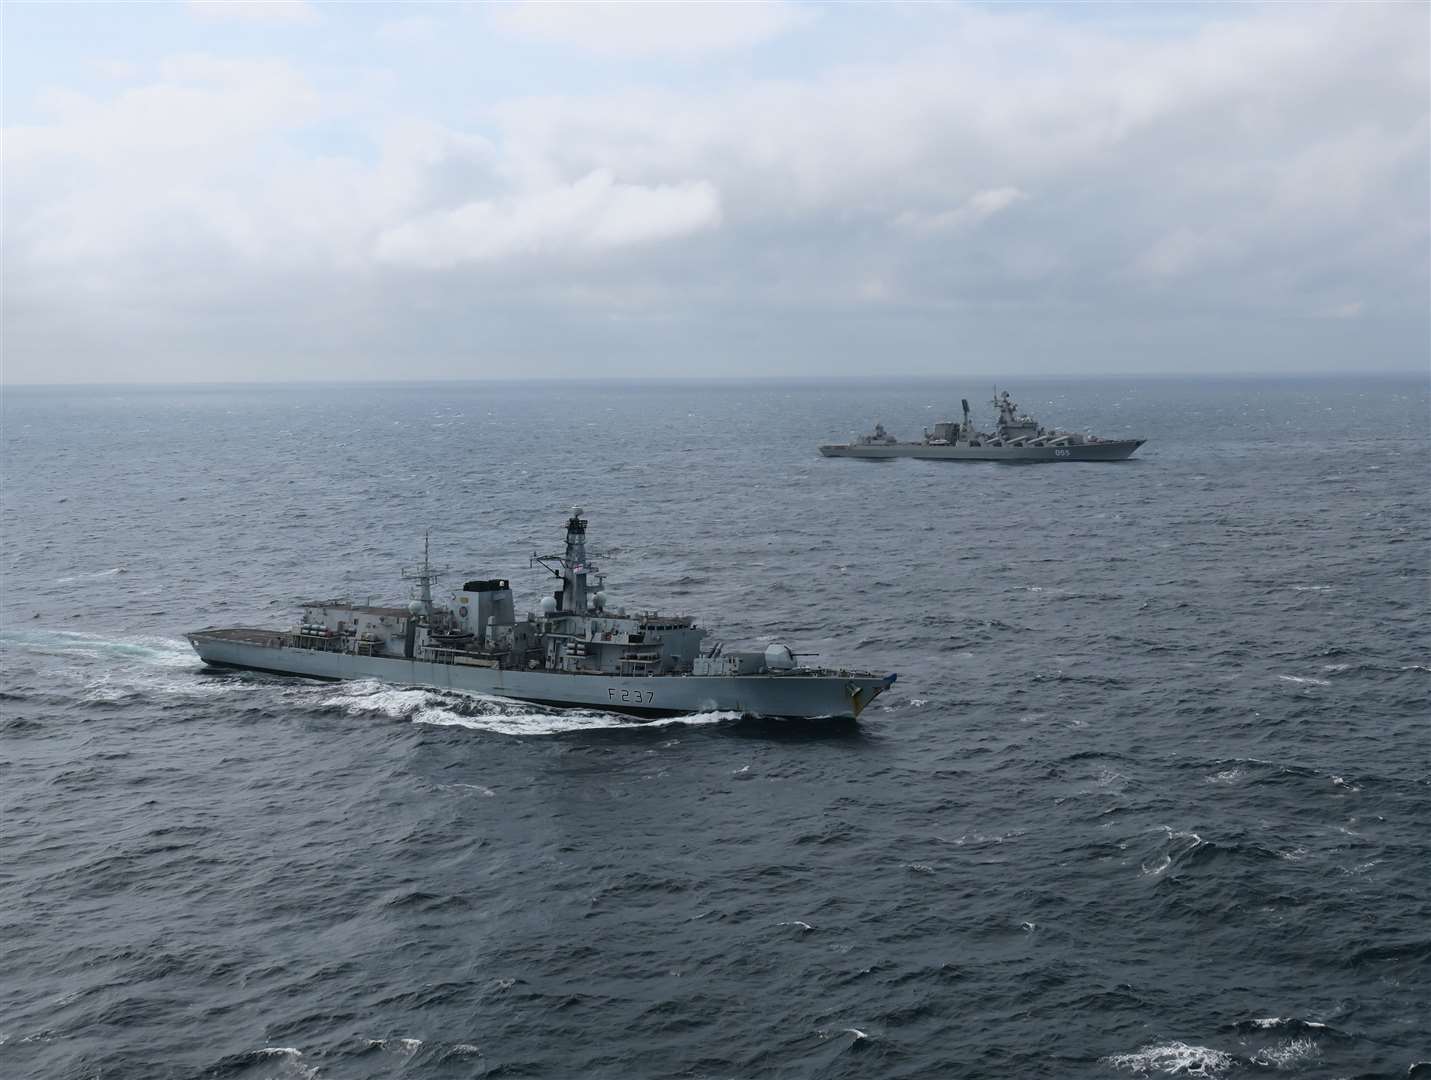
[319,680,740,736]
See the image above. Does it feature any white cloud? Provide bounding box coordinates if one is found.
[375,170,721,268]
[896,188,1029,232]
[489,0,813,57]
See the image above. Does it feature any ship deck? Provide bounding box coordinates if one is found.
[189,627,284,647]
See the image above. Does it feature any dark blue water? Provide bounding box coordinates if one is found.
[2,376,1428,1080]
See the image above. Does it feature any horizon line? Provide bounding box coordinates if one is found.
[3,369,1425,391]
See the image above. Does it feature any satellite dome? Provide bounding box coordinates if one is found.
[593,591,607,610]
[540,595,558,614]
[764,643,796,671]
[407,600,423,615]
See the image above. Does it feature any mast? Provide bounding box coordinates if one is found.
[402,531,446,622]
[562,507,590,614]
[532,508,599,614]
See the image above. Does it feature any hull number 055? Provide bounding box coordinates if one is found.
[610,689,655,704]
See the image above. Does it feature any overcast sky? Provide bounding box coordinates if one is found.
[3,1,1427,383]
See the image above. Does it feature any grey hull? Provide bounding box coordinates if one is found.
[188,631,894,721]
[817,439,1144,462]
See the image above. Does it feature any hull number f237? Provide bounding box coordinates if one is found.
[610,688,655,704]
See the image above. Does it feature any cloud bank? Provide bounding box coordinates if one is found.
[2,2,1426,381]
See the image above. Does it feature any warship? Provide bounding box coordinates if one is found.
[187,511,896,721]
[819,390,1145,462]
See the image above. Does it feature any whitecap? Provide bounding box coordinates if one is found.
[1290,585,1332,592]
[1251,1037,1319,1068]
[1247,1017,1328,1030]
[1205,768,1242,785]
[1277,675,1330,686]
[1140,826,1203,877]
[365,1037,422,1057]
[779,920,814,931]
[1103,1041,1234,1076]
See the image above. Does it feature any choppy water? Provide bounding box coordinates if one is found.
[1,376,1428,1079]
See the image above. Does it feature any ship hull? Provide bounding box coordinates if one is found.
[818,439,1144,461]
[187,631,895,721]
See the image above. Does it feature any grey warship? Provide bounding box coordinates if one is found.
[187,511,896,720]
[819,390,1145,462]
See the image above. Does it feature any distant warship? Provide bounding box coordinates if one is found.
[188,511,896,720]
[819,390,1145,461]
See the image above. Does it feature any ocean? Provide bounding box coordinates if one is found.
[1,375,1427,1079]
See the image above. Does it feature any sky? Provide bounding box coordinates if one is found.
[2,1,1428,384]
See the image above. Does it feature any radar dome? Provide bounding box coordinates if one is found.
[764,643,796,671]
[593,591,607,610]
[540,595,558,614]
[407,600,423,615]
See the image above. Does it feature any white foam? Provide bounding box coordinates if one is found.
[1291,585,1332,592]
[1,628,195,667]
[442,783,495,797]
[1248,1017,1329,1031]
[322,680,741,735]
[1277,675,1330,686]
[252,1048,318,1080]
[54,567,126,584]
[365,1037,422,1057]
[1103,1041,1234,1076]
[939,828,1026,846]
[1251,1037,1319,1068]
[1205,768,1243,785]
[1141,826,1203,877]
[779,920,814,931]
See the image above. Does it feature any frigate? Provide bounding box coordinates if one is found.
[819,390,1145,462]
[187,511,896,721]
